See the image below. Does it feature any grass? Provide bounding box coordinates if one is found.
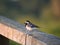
[9,40,21,45]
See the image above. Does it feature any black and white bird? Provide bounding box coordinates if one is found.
[24,20,39,31]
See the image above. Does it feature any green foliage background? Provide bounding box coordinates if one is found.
[0,0,60,45]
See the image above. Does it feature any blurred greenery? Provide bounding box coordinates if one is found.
[9,40,21,45]
[0,0,60,45]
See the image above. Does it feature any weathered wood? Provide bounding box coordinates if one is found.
[0,16,60,45]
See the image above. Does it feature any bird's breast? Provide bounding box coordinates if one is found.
[26,26,37,31]
[26,26,32,31]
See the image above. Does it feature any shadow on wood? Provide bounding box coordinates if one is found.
[0,35,9,45]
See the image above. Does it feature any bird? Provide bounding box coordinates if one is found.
[24,20,39,31]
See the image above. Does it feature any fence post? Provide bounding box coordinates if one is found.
[0,16,60,45]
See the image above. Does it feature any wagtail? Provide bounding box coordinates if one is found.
[25,20,39,31]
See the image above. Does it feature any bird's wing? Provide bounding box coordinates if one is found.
[32,24,39,28]
[30,23,39,28]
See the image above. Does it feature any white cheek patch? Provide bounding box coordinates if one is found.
[26,26,32,31]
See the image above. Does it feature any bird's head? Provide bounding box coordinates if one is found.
[25,20,31,24]
[24,20,31,26]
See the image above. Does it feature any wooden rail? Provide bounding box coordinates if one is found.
[0,16,60,45]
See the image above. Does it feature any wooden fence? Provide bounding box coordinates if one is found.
[0,16,60,45]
